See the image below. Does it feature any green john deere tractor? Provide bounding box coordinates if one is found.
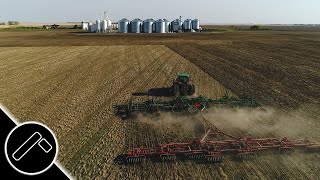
[172,73,195,97]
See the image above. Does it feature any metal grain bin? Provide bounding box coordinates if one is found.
[88,22,93,32]
[183,19,192,32]
[131,18,143,33]
[164,19,170,33]
[143,19,155,33]
[192,19,200,31]
[118,18,130,33]
[171,19,182,32]
[152,22,156,32]
[155,19,166,33]
[107,19,112,30]
[101,20,107,33]
[90,23,97,33]
[96,20,101,33]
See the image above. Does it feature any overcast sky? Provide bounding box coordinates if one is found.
[0,0,319,24]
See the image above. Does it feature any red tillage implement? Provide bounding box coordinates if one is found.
[124,113,320,164]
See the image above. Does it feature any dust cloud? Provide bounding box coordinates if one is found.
[134,104,320,140]
[202,106,320,139]
[135,112,203,136]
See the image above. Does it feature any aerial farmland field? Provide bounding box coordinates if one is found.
[0,30,320,179]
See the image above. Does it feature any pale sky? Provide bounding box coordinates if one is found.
[0,0,319,24]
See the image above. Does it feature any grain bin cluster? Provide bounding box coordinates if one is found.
[118,18,200,33]
[83,18,200,33]
[82,18,116,33]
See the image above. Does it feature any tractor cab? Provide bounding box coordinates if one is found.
[177,73,190,84]
[172,73,195,97]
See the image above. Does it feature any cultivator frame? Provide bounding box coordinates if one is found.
[113,95,259,119]
[122,114,320,164]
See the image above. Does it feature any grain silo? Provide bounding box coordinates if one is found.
[183,19,192,32]
[164,19,171,33]
[101,20,107,33]
[131,18,143,33]
[96,20,101,33]
[90,23,97,33]
[88,22,93,32]
[81,22,89,31]
[143,19,155,33]
[192,19,200,32]
[171,19,182,32]
[152,21,156,32]
[118,18,130,33]
[107,19,112,32]
[155,19,166,33]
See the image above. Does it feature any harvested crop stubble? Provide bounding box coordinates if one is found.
[1,31,320,179]
[0,45,232,179]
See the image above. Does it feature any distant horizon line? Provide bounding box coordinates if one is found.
[1,21,319,26]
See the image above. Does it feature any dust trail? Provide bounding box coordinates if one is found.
[134,104,320,141]
[202,105,320,139]
[135,112,203,136]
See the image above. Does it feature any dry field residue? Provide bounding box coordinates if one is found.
[0,45,232,179]
[1,30,320,179]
